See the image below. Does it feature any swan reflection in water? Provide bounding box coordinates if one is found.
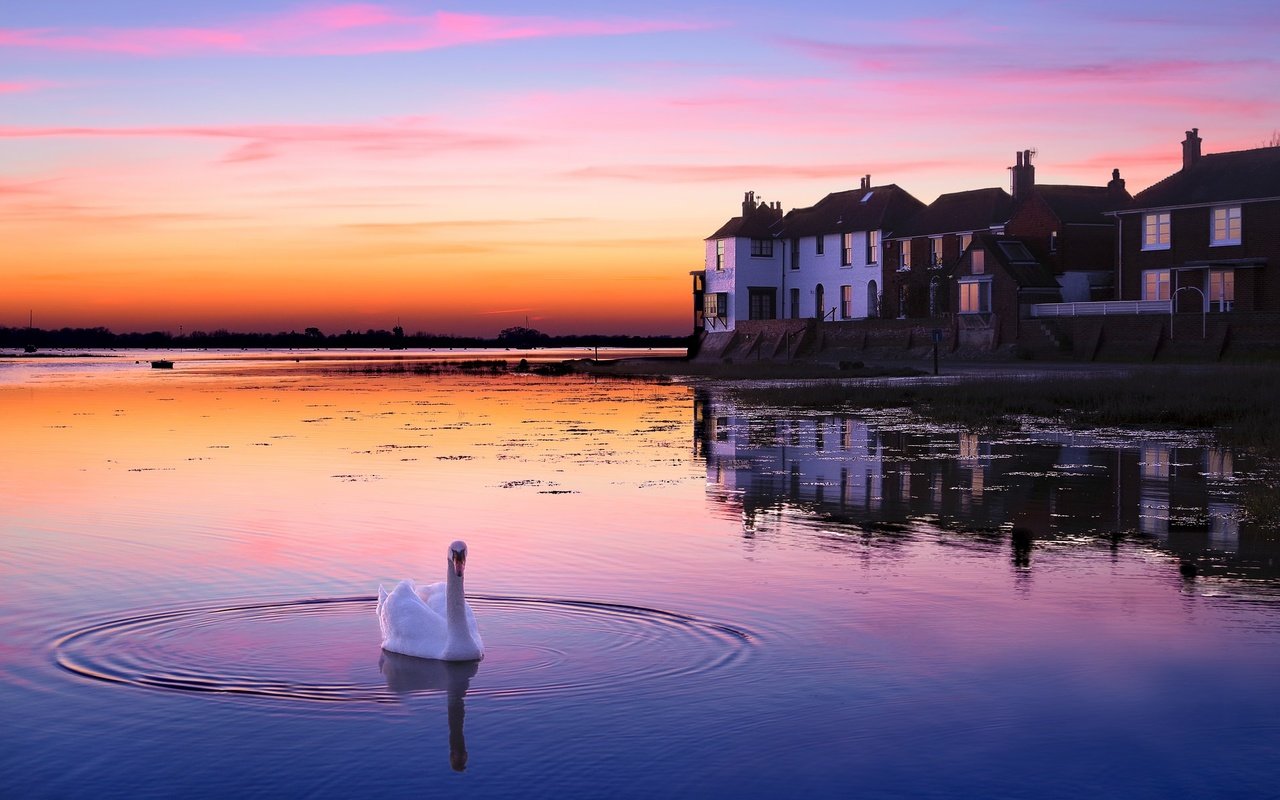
[379,651,480,772]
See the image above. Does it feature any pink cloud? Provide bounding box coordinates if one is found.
[0,120,528,163]
[568,160,954,183]
[0,5,705,57]
[0,79,59,94]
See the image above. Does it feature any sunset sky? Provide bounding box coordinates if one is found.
[3,1,1277,336]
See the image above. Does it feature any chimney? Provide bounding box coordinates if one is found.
[1182,128,1202,170]
[1107,168,1126,198]
[1010,149,1035,200]
[742,190,756,217]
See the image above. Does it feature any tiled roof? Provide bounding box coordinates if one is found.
[1036,185,1129,224]
[889,188,1014,239]
[706,204,783,240]
[776,185,924,238]
[973,233,1059,289]
[1126,145,1280,210]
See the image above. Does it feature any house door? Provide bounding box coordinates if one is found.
[867,280,879,318]
[815,284,825,319]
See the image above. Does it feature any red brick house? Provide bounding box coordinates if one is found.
[883,187,1014,318]
[1113,129,1280,313]
[952,233,1060,346]
[1005,150,1131,302]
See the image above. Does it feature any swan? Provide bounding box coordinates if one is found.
[377,540,485,661]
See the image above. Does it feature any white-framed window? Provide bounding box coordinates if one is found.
[1211,206,1241,246]
[715,239,725,270]
[958,279,990,313]
[930,236,942,267]
[705,292,729,318]
[1209,269,1235,311]
[750,238,773,257]
[841,233,853,266]
[898,240,912,272]
[840,285,853,319]
[1143,212,1171,250]
[1142,269,1171,301]
[866,230,879,264]
[958,233,971,253]
[971,249,985,275]
[815,234,825,256]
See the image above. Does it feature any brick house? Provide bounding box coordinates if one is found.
[1113,129,1280,313]
[883,187,1014,319]
[1004,150,1131,302]
[952,233,1060,346]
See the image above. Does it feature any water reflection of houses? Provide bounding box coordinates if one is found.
[694,391,1271,574]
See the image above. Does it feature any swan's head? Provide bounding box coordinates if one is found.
[449,540,468,578]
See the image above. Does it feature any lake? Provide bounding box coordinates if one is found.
[3,350,1279,798]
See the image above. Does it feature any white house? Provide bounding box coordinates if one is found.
[702,179,924,330]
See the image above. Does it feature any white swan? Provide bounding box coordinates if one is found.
[377,540,485,661]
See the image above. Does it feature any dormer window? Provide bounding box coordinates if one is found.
[1143,212,1171,250]
[751,239,774,257]
[1211,206,1241,246]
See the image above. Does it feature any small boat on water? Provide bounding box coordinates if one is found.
[23,344,36,354]
[151,359,174,369]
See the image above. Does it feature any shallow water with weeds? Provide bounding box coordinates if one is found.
[3,351,1279,798]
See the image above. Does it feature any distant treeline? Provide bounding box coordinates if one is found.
[1,325,689,350]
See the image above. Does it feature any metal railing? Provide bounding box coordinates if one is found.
[1029,300,1172,318]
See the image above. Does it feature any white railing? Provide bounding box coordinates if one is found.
[1029,300,1172,318]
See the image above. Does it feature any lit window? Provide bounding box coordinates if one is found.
[958,280,990,313]
[958,233,972,253]
[1211,206,1241,246]
[930,236,942,267]
[898,240,912,272]
[816,234,825,256]
[704,292,729,318]
[1143,270,1170,301]
[971,249,985,275]
[715,240,725,270]
[866,231,879,264]
[841,285,853,318]
[1143,212,1171,250]
[841,233,853,266]
[751,239,774,257]
[1209,269,1235,311]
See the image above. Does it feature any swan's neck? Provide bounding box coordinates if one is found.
[445,568,467,628]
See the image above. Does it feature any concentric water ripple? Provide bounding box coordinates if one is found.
[54,595,755,704]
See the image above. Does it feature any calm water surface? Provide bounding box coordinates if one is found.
[3,351,1279,798]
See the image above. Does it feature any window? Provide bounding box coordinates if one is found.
[958,233,971,253]
[840,285,852,319]
[971,249,985,275]
[841,233,853,266]
[1212,206,1241,246]
[704,292,729,318]
[750,238,774,258]
[815,234,825,255]
[1049,230,1058,253]
[790,239,799,270]
[790,287,800,319]
[930,236,942,267]
[715,239,725,270]
[1209,269,1235,311]
[958,280,990,313]
[748,287,776,320]
[1142,269,1170,301]
[1143,212,1171,250]
[898,240,912,272]
[866,230,879,264]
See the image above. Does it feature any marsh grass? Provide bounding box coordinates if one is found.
[730,366,1280,451]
